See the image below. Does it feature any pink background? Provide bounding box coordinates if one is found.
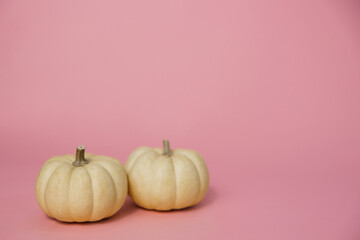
[1,0,360,239]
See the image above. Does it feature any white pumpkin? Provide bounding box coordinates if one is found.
[35,146,128,222]
[125,140,209,211]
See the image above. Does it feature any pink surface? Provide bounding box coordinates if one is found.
[1,0,360,239]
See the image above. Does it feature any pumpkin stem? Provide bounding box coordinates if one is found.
[162,140,173,156]
[73,145,89,167]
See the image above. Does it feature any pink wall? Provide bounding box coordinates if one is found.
[1,0,360,239]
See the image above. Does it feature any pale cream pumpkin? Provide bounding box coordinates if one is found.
[125,140,209,211]
[35,146,128,222]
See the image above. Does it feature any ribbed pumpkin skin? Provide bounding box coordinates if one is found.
[35,153,127,222]
[125,147,209,211]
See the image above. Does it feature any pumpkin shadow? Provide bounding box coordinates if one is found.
[46,197,138,225]
[185,186,217,211]
[102,197,138,223]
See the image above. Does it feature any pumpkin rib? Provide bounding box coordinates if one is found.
[170,157,178,208]
[84,166,94,221]
[108,159,127,213]
[36,160,63,216]
[48,156,73,165]
[43,164,65,218]
[46,164,74,222]
[148,156,158,210]
[179,150,209,204]
[91,163,117,219]
[66,167,75,222]
[91,155,113,163]
[63,155,75,162]
[94,160,122,217]
[128,154,156,210]
[179,154,202,206]
[96,160,122,217]
[127,154,142,174]
[127,148,155,174]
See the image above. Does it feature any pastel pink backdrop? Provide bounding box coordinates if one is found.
[1,0,360,239]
